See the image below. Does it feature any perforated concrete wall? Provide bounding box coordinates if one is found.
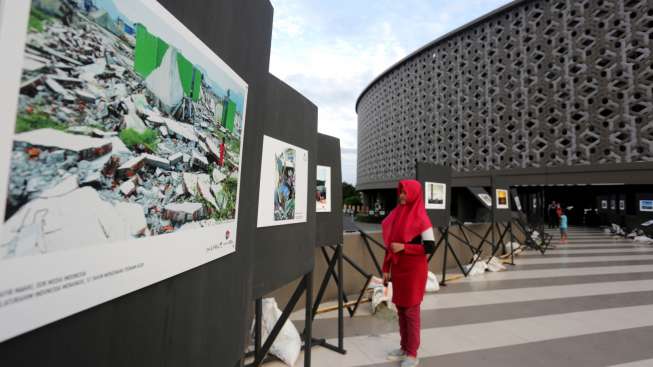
[356,0,653,190]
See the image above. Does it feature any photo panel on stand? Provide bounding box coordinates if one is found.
[256,135,308,227]
[0,0,248,343]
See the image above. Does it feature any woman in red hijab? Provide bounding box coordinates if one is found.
[382,180,435,367]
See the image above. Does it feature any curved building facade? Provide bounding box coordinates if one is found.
[356,0,653,192]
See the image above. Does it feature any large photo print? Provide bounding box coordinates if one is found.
[0,0,247,342]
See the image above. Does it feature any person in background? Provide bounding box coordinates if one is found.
[382,180,436,367]
[548,201,557,228]
[556,203,563,228]
[560,209,569,244]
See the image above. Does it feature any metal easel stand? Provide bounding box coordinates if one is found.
[428,225,475,286]
[303,244,347,355]
[247,271,313,367]
[514,219,551,254]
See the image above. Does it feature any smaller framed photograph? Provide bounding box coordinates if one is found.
[601,200,608,209]
[619,200,625,210]
[316,165,331,213]
[496,189,509,209]
[424,182,446,210]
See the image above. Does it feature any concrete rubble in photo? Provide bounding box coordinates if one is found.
[2,1,244,258]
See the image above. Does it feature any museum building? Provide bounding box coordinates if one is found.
[356,0,653,227]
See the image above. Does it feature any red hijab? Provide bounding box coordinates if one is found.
[382,180,432,248]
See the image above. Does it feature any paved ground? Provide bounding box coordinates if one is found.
[267,227,653,366]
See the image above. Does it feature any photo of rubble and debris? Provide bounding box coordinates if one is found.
[1,0,247,259]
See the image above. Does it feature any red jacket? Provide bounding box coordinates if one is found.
[383,241,428,308]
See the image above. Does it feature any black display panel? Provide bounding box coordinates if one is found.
[415,163,452,227]
[316,134,343,247]
[251,75,318,298]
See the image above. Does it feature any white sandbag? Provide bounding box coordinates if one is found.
[504,241,521,252]
[255,298,301,366]
[425,271,440,293]
[531,230,540,240]
[487,256,506,272]
[642,220,653,227]
[464,255,488,276]
[145,47,184,110]
[604,228,612,234]
[627,231,638,239]
[633,236,653,244]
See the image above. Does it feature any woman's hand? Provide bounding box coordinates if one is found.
[391,242,405,253]
[383,272,390,285]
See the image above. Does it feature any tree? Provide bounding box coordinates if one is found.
[343,182,357,199]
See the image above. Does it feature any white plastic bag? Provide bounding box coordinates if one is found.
[370,281,395,314]
[425,271,440,293]
[254,298,301,366]
[633,235,653,244]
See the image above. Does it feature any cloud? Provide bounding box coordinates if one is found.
[268,0,512,185]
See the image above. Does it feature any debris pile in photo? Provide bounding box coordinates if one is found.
[2,1,244,258]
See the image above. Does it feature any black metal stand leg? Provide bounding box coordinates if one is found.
[337,244,344,351]
[306,245,347,356]
[508,222,516,265]
[440,227,449,286]
[312,248,338,317]
[254,298,262,361]
[249,275,308,367]
[304,272,313,367]
[359,231,383,276]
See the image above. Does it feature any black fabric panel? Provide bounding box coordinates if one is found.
[252,74,318,298]
[0,1,273,366]
[415,163,452,227]
[316,134,343,246]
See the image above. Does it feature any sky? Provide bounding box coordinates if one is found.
[268,0,513,185]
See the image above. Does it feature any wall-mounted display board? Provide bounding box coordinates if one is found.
[0,0,250,344]
[1,0,273,365]
[252,75,317,297]
[316,165,332,213]
[257,135,308,227]
[316,134,342,247]
[416,163,452,227]
[496,189,510,210]
[602,199,609,210]
[620,199,626,211]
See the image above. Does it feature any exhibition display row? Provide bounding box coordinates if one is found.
[6,2,651,367]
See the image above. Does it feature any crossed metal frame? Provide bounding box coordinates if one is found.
[246,272,313,367]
